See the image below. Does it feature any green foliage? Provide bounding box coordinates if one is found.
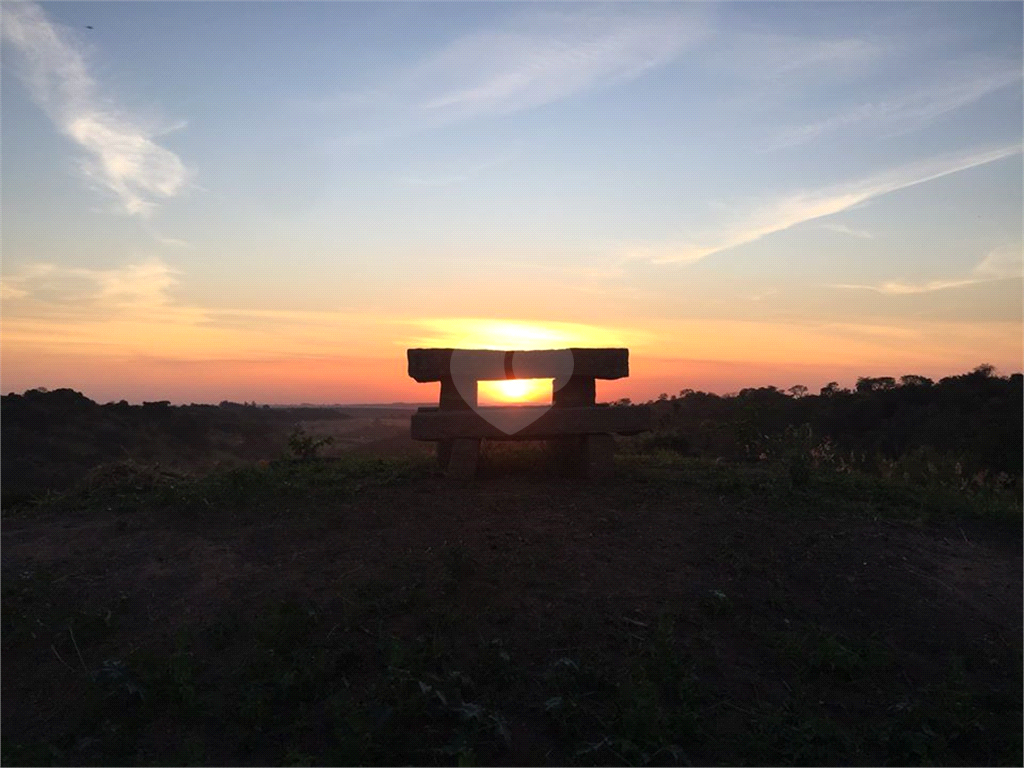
[787,452,812,487]
[1,388,359,501]
[636,366,1022,482]
[287,427,335,460]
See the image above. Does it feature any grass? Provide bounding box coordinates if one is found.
[2,450,1020,765]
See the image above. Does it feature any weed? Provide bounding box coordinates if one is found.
[287,427,335,460]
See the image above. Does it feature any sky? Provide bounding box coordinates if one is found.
[1,1,1021,405]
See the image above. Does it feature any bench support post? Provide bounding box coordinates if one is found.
[437,377,479,477]
[549,377,610,477]
[553,376,596,407]
[582,433,615,478]
[440,378,476,409]
[439,438,480,478]
[547,433,615,478]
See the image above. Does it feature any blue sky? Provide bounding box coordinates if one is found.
[1,1,1021,403]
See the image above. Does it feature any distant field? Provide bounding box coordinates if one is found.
[0,389,425,500]
[296,412,426,459]
[2,452,1020,766]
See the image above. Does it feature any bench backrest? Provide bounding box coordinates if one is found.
[407,348,629,382]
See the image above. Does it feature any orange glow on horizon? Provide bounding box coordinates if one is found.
[2,298,1020,404]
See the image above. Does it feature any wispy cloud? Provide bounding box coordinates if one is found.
[92,260,179,307]
[820,322,923,340]
[718,32,882,84]
[398,158,504,187]
[638,144,1021,264]
[835,243,1023,295]
[835,277,993,295]
[749,288,780,302]
[771,66,1021,150]
[0,283,30,301]
[1,2,189,216]
[1,264,56,301]
[410,10,702,120]
[974,243,1024,280]
[815,223,873,239]
[2,258,178,309]
[325,6,705,142]
[154,236,193,249]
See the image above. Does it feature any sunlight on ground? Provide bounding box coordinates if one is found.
[478,378,553,405]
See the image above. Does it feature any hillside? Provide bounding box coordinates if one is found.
[0,389,420,502]
[2,370,1021,764]
[2,451,1020,766]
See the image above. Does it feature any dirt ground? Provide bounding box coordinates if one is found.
[2,458,1021,765]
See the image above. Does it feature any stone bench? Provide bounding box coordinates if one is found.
[407,348,652,478]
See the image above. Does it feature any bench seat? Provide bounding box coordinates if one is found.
[411,405,652,441]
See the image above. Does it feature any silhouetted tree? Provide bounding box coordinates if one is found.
[900,375,933,387]
[856,376,897,393]
[640,364,1020,478]
[971,363,996,378]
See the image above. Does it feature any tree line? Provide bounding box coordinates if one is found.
[624,364,1022,478]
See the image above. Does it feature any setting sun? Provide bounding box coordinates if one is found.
[478,378,554,405]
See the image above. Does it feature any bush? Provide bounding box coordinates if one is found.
[287,428,334,460]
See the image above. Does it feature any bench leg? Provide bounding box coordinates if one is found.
[583,434,615,479]
[547,434,615,478]
[438,438,480,478]
[547,436,581,476]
